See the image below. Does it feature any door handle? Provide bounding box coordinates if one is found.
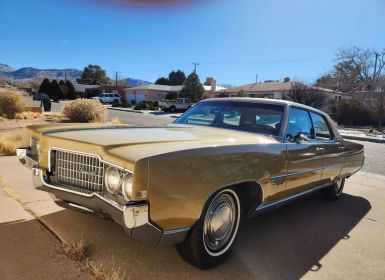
[316,147,325,151]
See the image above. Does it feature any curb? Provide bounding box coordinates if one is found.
[107,107,144,114]
[340,134,385,144]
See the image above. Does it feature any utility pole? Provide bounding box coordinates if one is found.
[114,71,119,87]
[64,72,67,82]
[256,74,258,83]
[373,52,381,82]
[192,62,200,74]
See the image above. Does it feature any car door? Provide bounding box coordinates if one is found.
[284,107,323,196]
[309,111,343,184]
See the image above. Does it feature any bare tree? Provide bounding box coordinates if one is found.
[285,82,327,109]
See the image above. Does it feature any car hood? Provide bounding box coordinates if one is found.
[34,124,280,170]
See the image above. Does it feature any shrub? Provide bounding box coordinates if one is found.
[63,99,107,123]
[333,100,374,126]
[0,132,23,156]
[0,90,26,119]
[134,101,158,110]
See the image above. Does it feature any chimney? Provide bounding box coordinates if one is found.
[211,79,217,92]
[283,77,290,83]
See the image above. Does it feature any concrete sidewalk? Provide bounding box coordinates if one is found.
[0,156,384,280]
[0,179,91,280]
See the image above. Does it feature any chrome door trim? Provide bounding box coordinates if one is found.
[251,182,333,216]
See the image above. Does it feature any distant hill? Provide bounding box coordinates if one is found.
[0,63,14,73]
[0,63,151,86]
[123,77,151,87]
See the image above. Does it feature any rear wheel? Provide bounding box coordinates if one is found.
[320,178,345,201]
[169,105,176,112]
[176,188,242,269]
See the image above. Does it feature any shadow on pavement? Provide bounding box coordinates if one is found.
[9,193,371,280]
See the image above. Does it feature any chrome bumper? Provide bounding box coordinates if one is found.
[17,148,38,169]
[31,167,189,246]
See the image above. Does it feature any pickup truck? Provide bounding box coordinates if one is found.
[158,98,192,112]
[91,93,121,104]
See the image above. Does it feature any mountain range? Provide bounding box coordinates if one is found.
[0,63,150,87]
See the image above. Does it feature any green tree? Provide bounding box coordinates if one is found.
[168,70,186,85]
[38,78,51,94]
[50,79,64,100]
[59,80,68,98]
[79,64,109,85]
[179,73,204,102]
[155,77,170,85]
[66,80,76,100]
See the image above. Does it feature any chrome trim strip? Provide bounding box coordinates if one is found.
[271,167,322,180]
[254,182,332,214]
[163,227,191,235]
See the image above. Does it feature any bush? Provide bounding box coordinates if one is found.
[333,100,374,126]
[63,99,107,123]
[0,90,26,119]
[0,132,23,156]
[134,101,158,111]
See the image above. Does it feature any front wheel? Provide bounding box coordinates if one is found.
[176,188,242,269]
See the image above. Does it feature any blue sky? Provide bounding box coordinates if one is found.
[1,0,385,86]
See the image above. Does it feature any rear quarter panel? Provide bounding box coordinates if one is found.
[341,140,364,176]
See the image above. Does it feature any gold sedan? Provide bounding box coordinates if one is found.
[17,98,364,269]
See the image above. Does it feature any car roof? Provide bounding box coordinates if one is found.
[200,97,329,117]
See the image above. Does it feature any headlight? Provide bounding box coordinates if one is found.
[104,166,121,194]
[121,173,133,200]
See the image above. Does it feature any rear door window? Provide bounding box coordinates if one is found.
[310,112,333,140]
[286,108,313,139]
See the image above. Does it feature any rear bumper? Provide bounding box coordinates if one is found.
[31,167,189,246]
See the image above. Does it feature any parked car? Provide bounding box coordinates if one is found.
[17,98,364,269]
[33,92,50,101]
[158,98,192,112]
[91,93,121,104]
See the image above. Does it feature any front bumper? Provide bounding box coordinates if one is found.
[18,150,189,246]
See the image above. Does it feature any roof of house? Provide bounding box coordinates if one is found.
[124,84,226,92]
[73,82,101,93]
[223,81,347,95]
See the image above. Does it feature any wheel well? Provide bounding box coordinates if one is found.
[231,181,263,216]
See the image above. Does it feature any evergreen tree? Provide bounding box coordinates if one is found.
[168,70,186,85]
[50,79,64,100]
[59,80,68,98]
[38,78,51,94]
[179,73,204,102]
[79,64,110,85]
[155,77,170,85]
[66,80,76,100]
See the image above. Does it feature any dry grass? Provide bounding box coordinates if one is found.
[15,111,42,120]
[63,99,107,123]
[110,117,122,124]
[0,131,23,156]
[57,240,124,280]
[0,89,26,119]
[58,239,89,262]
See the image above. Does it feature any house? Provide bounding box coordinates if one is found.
[124,78,225,104]
[73,82,101,97]
[210,77,351,114]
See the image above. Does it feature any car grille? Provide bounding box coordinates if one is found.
[53,149,105,194]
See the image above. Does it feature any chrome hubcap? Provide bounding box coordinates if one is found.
[203,193,237,252]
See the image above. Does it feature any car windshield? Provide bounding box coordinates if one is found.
[174,101,284,136]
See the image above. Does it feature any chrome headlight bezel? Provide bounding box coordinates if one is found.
[104,166,122,194]
[121,173,133,200]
